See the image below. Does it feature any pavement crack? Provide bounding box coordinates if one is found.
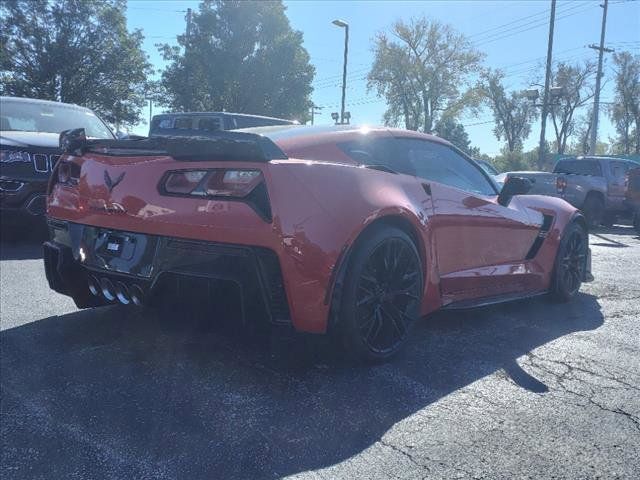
[379,439,429,471]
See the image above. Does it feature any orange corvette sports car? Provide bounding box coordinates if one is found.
[44,125,592,361]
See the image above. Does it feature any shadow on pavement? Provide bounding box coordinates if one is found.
[0,225,47,260]
[0,293,603,479]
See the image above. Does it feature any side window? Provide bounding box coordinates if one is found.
[396,139,497,195]
[610,161,627,181]
[233,116,258,129]
[197,117,222,132]
[174,117,192,130]
[157,118,173,129]
[337,138,394,166]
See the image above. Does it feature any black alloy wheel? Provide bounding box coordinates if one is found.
[339,225,423,362]
[551,221,588,302]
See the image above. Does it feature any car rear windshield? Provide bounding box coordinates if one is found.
[553,159,602,176]
[0,99,114,139]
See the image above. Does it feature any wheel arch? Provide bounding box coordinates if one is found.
[583,189,605,206]
[325,213,428,330]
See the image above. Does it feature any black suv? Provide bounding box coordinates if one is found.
[0,96,114,227]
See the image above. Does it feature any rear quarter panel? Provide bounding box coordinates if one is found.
[266,160,442,329]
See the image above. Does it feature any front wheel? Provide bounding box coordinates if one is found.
[338,225,423,363]
[550,221,588,302]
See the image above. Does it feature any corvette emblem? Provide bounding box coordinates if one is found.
[104,170,125,193]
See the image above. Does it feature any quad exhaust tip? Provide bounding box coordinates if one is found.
[130,284,144,306]
[89,276,144,305]
[115,282,131,305]
[100,278,116,302]
[87,276,100,296]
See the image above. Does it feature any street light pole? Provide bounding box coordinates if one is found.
[333,19,349,125]
[538,0,556,169]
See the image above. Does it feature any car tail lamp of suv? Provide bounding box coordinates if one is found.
[556,176,567,194]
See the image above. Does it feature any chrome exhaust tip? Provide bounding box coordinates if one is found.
[115,282,131,305]
[87,276,100,296]
[100,278,116,301]
[130,285,144,306]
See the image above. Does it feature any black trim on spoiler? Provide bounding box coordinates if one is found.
[59,128,287,162]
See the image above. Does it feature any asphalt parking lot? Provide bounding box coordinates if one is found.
[1,226,639,479]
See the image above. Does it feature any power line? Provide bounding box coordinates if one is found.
[473,3,597,48]
[468,1,590,44]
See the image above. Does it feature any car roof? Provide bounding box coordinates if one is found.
[237,124,453,148]
[0,95,91,111]
[153,111,295,122]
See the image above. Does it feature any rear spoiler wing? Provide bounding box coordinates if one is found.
[58,128,287,162]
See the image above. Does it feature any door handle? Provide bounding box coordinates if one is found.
[422,183,431,196]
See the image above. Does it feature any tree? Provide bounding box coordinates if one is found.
[434,117,475,155]
[158,0,314,121]
[548,61,596,154]
[567,108,594,155]
[480,70,537,154]
[609,51,640,154]
[368,17,483,133]
[0,0,152,127]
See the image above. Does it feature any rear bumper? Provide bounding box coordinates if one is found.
[44,221,292,326]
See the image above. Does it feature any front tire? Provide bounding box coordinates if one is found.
[550,221,588,302]
[338,224,423,362]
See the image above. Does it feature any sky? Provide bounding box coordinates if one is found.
[126,0,640,155]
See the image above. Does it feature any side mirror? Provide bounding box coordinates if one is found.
[498,176,532,206]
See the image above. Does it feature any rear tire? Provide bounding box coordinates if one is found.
[337,224,423,363]
[550,221,588,303]
[582,194,604,229]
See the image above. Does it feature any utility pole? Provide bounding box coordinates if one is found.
[185,8,193,110]
[589,0,612,155]
[538,0,556,169]
[310,104,322,125]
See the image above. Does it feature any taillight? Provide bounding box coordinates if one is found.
[556,176,567,194]
[161,169,264,198]
[54,160,81,186]
[160,168,271,221]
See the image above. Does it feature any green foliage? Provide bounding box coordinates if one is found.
[0,0,152,127]
[434,117,476,155]
[548,61,596,154]
[608,51,640,154]
[158,0,314,121]
[368,17,483,133]
[479,69,537,154]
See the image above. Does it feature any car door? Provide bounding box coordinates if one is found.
[390,138,543,305]
[608,160,632,208]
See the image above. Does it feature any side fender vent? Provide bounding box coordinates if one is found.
[525,214,554,260]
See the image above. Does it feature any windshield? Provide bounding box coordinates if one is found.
[0,100,114,139]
